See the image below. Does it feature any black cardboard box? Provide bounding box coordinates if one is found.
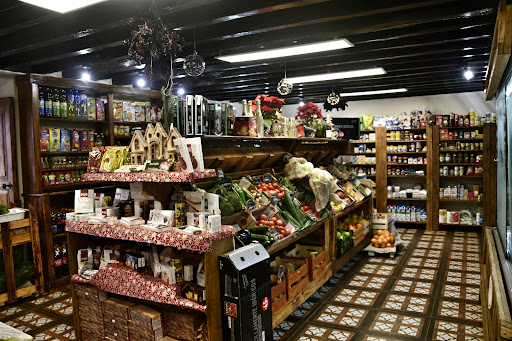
[219,243,272,341]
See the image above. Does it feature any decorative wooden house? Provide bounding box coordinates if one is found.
[129,124,183,164]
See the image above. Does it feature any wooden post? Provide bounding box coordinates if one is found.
[1,222,15,303]
[106,93,115,145]
[426,125,440,231]
[204,236,234,341]
[483,123,497,227]
[375,127,387,212]
[28,202,45,293]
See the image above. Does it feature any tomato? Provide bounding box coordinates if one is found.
[259,214,268,221]
[279,234,284,239]
[267,221,275,227]
[278,192,284,199]
[286,229,292,236]
[270,217,277,222]
[276,219,284,226]
[256,223,262,226]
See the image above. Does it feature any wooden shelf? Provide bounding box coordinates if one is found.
[353,164,376,166]
[350,140,375,144]
[387,198,426,201]
[114,135,133,139]
[387,139,426,143]
[114,121,151,126]
[440,175,483,178]
[440,126,484,129]
[439,223,483,228]
[439,163,483,166]
[440,149,483,152]
[440,138,483,142]
[53,232,67,238]
[39,118,108,125]
[266,220,325,256]
[387,175,426,178]
[353,152,376,155]
[387,151,427,154]
[42,167,87,172]
[394,221,427,225]
[439,199,483,203]
[387,163,426,166]
[43,181,105,192]
[40,151,90,156]
[83,169,217,183]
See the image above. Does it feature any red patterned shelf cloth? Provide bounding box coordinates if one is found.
[72,265,206,313]
[66,220,236,253]
[83,169,216,183]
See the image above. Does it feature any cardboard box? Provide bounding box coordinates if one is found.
[219,243,272,341]
[373,213,395,232]
[129,304,163,341]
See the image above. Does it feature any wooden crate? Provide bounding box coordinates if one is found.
[286,262,309,298]
[271,279,287,314]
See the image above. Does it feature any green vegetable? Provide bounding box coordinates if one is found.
[284,190,302,224]
[0,204,9,215]
[278,176,295,192]
[219,199,235,217]
[250,225,270,234]
[281,210,302,229]
[251,233,270,243]
[225,192,242,212]
[232,184,246,203]
[240,186,253,201]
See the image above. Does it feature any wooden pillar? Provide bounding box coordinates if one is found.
[483,123,497,227]
[106,93,115,145]
[426,125,440,231]
[375,127,387,212]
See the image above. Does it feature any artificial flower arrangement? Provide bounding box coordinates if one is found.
[296,102,329,138]
[253,94,285,120]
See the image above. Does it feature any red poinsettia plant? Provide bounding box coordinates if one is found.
[252,94,285,120]
[296,102,323,120]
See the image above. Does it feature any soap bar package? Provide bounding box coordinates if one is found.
[71,129,81,151]
[75,189,95,213]
[49,128,60,152]
[60,129,71,152]
[96,100,105,121]
[40,128,50,152]
[87,99,96,120]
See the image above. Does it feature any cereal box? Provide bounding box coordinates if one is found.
[71,129,81,151]
[49,128,60,152]
[88,130,95,150]
[96,100,105,121]
[123,102,135,122]
[87,99,96,120]
[113,102,123,122]
[60,129,71,152]
[40,128,50,152]
[80,130,88,151]
[134,101,146,122]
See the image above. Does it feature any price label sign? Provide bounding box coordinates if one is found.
[270,194,279,203]
[252,176,261,186]
[221,177,233,190]
[262,173,273,183]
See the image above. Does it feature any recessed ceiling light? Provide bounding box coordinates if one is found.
[19,0,109,13]
[338,88,407,97]
[80,71,91,82]
[216,38,353,63]
[299,101,305,106]
[178,88,185,96]
[287,68,386,84]
[135,64,146,69]
[136,78,146,88]
[464,68,474,80]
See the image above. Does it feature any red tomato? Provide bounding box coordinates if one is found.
[256,223,262,226]
[286,229,292,236]
[259,214,268,221]
[276,219,284,226]
[306,209,313,213]
[279,234,284,239]
[278,192,284,199]
[270,217,277,222]
[267,221,275,227]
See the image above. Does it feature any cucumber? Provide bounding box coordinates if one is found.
[250,225,270,234]
[251,233,270,243]
[284,190,302,223]
[232,184,246,203]
[281,210,302,229]
[241,187,253,201]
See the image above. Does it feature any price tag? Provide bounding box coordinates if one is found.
[262,173,273,183]
[246,200,256,211]
[221,177,233,190]
[214,188,223,195]
[252,176,261,186]
[293,188,298,198]
[307,212,318,221]
[270,194,279,204]
[283,155,292,163]
[217,168,224,178]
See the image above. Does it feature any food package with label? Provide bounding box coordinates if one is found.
[99,146,129,173]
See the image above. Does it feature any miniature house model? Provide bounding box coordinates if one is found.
[129,123,182,165]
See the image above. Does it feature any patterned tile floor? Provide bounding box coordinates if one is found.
[0,288,75,340]
[0,228,482,341]
[273,228,484,341]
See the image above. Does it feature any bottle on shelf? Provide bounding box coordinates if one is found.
[80,90,87,120]
[60,89,68,118]
[38,86,45,117]
[242,99,247,116]
[44,87,52,117]
[51,212,58,234]
[52,88,60,118]
[247,100,253,117]
[74,90,82,119]
[60,241,69,277]
[54,243,62,279]
[255,99,264,137]
[67,89,75,119]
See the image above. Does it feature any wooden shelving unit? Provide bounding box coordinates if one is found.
[354,123,496,231]
[17,73,163,290]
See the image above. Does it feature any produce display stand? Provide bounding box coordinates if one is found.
[351,123,497,230]
[16,73,163,290]
[0,210,44,305]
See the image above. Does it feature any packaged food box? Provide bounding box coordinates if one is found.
[80,130,88,151]
[40,128,50,151]
[88,130,94,150]
[96,100,105,121]
[60,129,70,152]
[71,129,81,151]
[87,99,96,120]
[123,102,135,122]
[134,101,146,122]
[113,102,123,122]
[49,128,60,152]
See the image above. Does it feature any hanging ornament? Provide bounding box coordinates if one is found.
[277,78,293,95]
[183,26,205,76]
[327,92,340,105]
[277,63,292,95]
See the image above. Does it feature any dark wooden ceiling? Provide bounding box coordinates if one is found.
[0,0,498,103]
